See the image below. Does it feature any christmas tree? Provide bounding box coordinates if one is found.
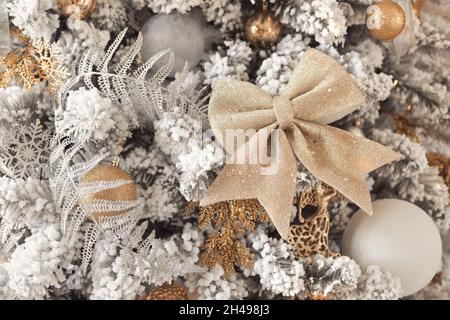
[0,0,448,300]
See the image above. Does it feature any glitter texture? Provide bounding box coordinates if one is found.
[198,199,269,277]
[81,164,137,218]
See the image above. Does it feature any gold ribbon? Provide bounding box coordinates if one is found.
[200,49,401,239]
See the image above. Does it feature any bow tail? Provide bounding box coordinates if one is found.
[255,130,297,239]
[200,129,297,239]
[289,121,401,215]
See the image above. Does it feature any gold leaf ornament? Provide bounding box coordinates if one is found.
[198,199,269,277]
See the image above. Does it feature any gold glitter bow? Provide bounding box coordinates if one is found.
[200,49,401,239]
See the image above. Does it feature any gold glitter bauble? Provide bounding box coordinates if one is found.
[58,0,96,19]
[365,0,406,41]
[143,283,189,300]
[81,164,137,219]
[244,9,282,47]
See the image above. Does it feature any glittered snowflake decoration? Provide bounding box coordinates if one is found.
[0,119,52,179]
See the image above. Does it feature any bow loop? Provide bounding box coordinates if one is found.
[272,95,294,130]
[201,49,401,239]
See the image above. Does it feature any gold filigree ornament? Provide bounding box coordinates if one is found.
[0,27,68,95]
[198,199,269,277]
[287,183,340,259]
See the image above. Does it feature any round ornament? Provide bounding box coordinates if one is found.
[342,199,442,296]
[141,11,205,75]
[244,4,282,47]
[58,0,96,19]
[365,0,406,41]
[80,164,137,219]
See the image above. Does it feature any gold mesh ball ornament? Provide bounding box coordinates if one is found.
[244,1,282,47]
[80,162,137,219]
[58,0,96,19]
[365,0,406,41]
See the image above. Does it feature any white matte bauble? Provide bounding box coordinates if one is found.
[342,199,442,297]
[141,11,205,75]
